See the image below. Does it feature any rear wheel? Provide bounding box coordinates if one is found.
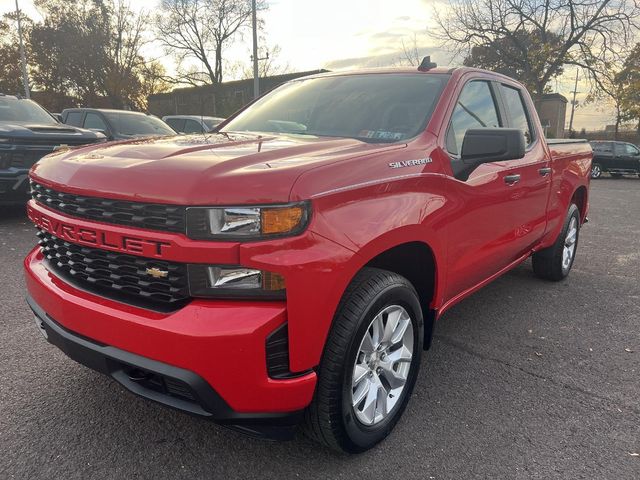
[303,268,423,453]
[532,204,580,281]
[591,163,602,179]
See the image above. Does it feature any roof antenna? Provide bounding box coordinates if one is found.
[418,56,437,71]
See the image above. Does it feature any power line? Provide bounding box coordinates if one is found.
[568,69,579,133]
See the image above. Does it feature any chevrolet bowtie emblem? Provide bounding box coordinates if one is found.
[146,267,169,279]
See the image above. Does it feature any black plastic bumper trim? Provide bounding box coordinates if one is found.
[26,295,303,440]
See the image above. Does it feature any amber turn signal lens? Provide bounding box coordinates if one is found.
[262,271,286,291]
[261,206,304,235]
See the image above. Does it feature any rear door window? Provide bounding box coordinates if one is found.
[446,81,501,156]
[500,85,534,145]
[591,142,613,154]
[615,143,627,156]
[183,119,204,133]
[165,118,185,132]
[83,113,108,131]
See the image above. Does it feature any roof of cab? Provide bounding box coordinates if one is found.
[62,108,148,115]
[294,65,525,86]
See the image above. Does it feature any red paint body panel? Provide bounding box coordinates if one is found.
[25,248,316,412]
[24,67,592,415]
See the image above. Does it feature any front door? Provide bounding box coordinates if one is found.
[495,83,552,256]
[442,79,530,301]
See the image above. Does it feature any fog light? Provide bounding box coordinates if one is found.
[188,264,286,299]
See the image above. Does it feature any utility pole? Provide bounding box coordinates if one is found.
[568,69,580,135]
[15,0,30,98]
[251,0,259,99]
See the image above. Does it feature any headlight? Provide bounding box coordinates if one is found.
[186,202,310,240]
[188,264,285,299]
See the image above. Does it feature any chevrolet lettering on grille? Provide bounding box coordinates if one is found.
[27,204,171,258]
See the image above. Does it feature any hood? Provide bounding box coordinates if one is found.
[30,132,402,204]
[0,122,104,143]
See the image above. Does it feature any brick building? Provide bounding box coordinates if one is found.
[534,93,568,138]
[147,70,328,119]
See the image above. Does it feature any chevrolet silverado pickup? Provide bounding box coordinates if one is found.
[0,94,104,204]
[24,62,592,453]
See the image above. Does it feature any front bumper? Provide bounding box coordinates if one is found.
[24,248,317,439]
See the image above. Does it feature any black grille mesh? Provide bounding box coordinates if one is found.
[31,182,186,233]
[0,149,54,169]
[37,229,190,310]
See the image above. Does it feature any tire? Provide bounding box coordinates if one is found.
[591,163,602,179]
[532,204,581,281]
[303,267,424,453]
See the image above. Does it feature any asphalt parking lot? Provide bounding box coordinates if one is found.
[1,178,638,479]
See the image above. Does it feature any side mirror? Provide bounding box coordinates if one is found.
[89,128,111,140]
[453,128,526,181]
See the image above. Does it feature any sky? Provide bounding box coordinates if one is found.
[0,0,617,130]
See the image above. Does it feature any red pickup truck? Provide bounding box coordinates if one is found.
[24,63,592,453]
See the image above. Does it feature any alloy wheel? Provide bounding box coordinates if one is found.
[351,305,415,426]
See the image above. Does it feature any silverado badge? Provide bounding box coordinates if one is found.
[146,267,169,279]
[388,157,433,169]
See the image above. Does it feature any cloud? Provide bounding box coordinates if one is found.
[324,46,454,70]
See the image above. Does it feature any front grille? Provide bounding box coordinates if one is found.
[0,148,54,169]
[37,229,190,311]
[31,181,186,233]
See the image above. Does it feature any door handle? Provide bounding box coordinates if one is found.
[504,174,521,185]
[538,167,552,176]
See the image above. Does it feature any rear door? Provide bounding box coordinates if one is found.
[592,142,614,170]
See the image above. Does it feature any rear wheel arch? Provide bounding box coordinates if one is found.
[571,186,588,223]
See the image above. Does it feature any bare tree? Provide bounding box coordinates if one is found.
[433,0,640,97]
[400,33,422,66]
[104,1,149,108]
[155,0,266,86]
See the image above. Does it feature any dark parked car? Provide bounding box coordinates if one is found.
[61,108,176,141]
[0,94,104,205]
[590,141,640,178]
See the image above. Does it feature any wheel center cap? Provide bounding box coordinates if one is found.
[368,351,384,370]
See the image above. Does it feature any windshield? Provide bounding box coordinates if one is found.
[0,98,57,125]
[104,112,176,136]
[221,74,448,142]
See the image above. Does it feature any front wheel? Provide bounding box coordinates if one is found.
[591,163,602,179]
[303,268,423,453]
[532,204,581,281]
